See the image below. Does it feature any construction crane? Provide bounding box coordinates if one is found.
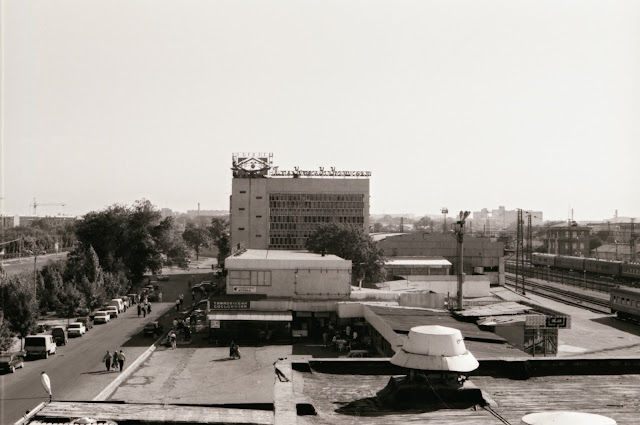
[30,198,66,216]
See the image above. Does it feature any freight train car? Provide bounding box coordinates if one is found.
[610,286,640,321]
[584,258,622,277]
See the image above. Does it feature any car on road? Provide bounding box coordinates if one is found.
[119,296,130,309]
[143,321,164,337]
[110,298,125,313]
[0,353,25,374]
[40,250,46,255]
[94,311,111,324]
[77,316,93,331]
[24,335,57,359]
[193,281,216,294]
[157,274,169,281]
[67,322,86,337]
[103,306,119,318]
[51,327,68,346]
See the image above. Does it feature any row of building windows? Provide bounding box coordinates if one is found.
[229,270,271,286]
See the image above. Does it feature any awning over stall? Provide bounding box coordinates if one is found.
[207,311,293,322]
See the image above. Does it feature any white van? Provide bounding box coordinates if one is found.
[110,298,125,313]
[24,335,57,359]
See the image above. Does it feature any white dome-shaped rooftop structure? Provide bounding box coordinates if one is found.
[390,325,479,373]
[520,411,616,425]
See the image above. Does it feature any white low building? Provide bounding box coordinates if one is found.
[224,249,352,299]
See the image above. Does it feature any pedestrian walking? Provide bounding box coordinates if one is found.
[322,330,329,348]
[117,350,126,372]
[175,299,180,313]
[229,340,236,359]
[137,304,141,317]
[111,350,118,371]
[147,303,151,314]
[169,331,177,349]
[103,351,112,372]
[142,305,146,317]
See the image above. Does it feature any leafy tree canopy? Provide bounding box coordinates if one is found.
[305,223,386,285]
[0,274,38,349]
[75,200,173,282]
[182,222,210,260]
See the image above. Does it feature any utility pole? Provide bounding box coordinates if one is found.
[527,213,533,263]
[515,209,525,295]
[631,219,636,263]
[454,211,470,309]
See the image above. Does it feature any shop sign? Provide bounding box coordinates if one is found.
[211,300,250,310]
[233,286,257,293]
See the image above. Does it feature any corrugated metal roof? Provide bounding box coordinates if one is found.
[456,302,533,317]
[207,311,292,322]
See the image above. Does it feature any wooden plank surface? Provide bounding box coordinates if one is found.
[39,402,273,424]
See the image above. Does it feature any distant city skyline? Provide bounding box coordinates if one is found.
[1,1,638,222]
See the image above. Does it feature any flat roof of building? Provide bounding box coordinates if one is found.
[294,369,640,424]
[225,249,351,269]
[385,257,452,267]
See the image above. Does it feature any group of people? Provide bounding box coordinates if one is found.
[322,323,359,351]
[137,301,152,317]
[103,350,126,372]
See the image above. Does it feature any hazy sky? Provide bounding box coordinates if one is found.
[1,0,638,221]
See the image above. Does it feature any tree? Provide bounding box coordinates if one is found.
[75,200,173,282]
[414,216,433,231]
[305,223,386,285]
[182,222,210,260]
[165,239,191,269]
[0,275,38,350]
[38,261,65,314]
[0,311,14,353]
[208,217,230,267]
[56,283,83,322]
[590,236,604,252]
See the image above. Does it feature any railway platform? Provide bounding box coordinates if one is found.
[492,285,640,358]
[506,272,610,304]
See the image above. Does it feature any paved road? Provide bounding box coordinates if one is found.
[0,263,215,425]
[0,302,172,425]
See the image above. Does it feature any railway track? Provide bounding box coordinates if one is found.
[505,274,611,314]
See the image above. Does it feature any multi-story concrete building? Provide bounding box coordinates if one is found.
[545,223,591,256]
[230,153,370,250]
[472,206,543,233]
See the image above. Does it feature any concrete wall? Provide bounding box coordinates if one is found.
[398,292,446,309]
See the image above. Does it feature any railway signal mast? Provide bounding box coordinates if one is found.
[515,209,525,295]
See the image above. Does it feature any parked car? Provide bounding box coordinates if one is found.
[89,310,102,321]
[77,316,93,330]
[67,322,86,337]
[40,250,46,255]
[0,353,25,373]
[24,335,57,359]
[104,306,119,318]
[143,321,164,337]
[51,327,68,346]
[94,311,111,324]
[110,298,125,313]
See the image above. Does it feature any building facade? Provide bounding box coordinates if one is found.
[230,153,370,250]
[472,206,543,233]
[545,223,591,256]
[373,233,505,285]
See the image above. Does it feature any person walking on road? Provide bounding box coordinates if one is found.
[103,351,112,372]
[169,331,177,349]
[111,350,118,371]
[117,350,126,372]
[175,299,180,313]
[137,304,141,317]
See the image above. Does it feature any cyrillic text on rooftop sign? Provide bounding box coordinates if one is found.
[270,166,371,177]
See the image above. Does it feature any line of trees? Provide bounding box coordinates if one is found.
[0,199,205,351]
[181,216,230,266]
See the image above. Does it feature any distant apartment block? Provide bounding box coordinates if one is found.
[472,206,542,232]
[230,153,370,250]
[545,223,591,257]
